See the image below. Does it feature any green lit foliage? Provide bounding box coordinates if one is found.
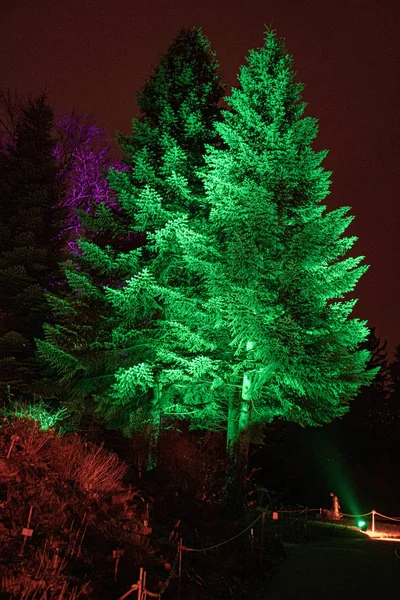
[35,247,136,421]
[152,29,377,449]
[93,28,225,453]
[0,399,69,431]
[209,30,376,426]
[116,26,224,198]
[0,95,64,401]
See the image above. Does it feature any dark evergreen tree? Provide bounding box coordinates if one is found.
[0,95,64,402]
[345,327,392,429]
[0,89,24,151]
[389,343,400,420]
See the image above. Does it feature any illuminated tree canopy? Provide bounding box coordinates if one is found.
[143,29,378,444]
[37,28,377,463]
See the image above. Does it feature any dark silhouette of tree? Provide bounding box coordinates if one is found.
[0,89,24,150]
[345,327,392,429]
[388,343,400,433]
[390,343,400,401]
[0,94,64,402]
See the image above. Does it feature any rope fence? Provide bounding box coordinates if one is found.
[334,508,400,539]
[374,511,400,522]
[342,511,373,517]
[117,504,400,599]
[182,514,262,552]
[341,509,400,522]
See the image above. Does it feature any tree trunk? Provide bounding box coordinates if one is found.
[224,372,252,517]
[226,384,239,452]
[147,383,162,470]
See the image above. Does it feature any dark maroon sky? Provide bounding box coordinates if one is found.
[1,0,399,356]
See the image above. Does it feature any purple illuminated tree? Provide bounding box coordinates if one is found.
[53,111,125,252]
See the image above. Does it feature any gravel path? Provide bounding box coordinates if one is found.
[266,527,400,599]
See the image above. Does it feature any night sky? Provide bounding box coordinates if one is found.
[1,0,399,356]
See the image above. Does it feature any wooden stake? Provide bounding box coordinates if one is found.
[114,558,120,582]
[142,569,147,599]
[6,434,19,459]
[260,511,265,565]
[137,567,143,600]
[113,550,124,582]
[178,538,182,600]
[19,504,34,556]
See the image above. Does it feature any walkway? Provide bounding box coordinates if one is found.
[266,526,400,599]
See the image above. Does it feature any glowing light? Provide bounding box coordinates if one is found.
[357,520,367,531]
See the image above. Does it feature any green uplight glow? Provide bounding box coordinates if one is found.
[357,520,368,531]
[312,429,361,516]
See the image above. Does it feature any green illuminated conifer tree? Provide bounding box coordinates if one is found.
[205,28,377,490]
[148,29,378,507]
[100,27,224,462]
[37,28,225,460]
[0,95,64,402]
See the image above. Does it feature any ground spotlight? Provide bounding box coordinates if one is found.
[357,519,368,532]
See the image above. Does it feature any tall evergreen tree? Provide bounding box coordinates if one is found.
[206,27,377,422]
[37,28,225,455]
[143,28,378,507]
[0,95,64,402]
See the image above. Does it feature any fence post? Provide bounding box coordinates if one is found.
[19,504,34,557]
[178,537,183,600]
[137,567,143,600]
[260,511,265,565]
[372,510,375,533]
[142,569,147,599]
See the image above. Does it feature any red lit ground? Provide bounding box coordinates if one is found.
[334,517,400,540]
[364,522,400,540]
[267,523,400,599]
